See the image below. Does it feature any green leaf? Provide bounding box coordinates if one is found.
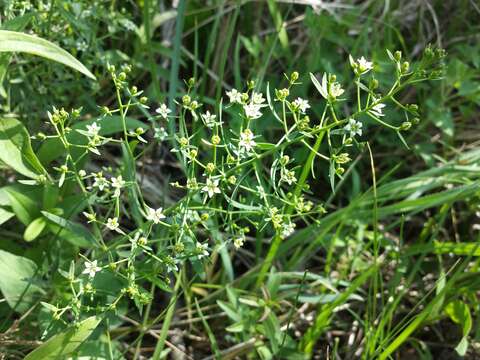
[0,30,95,80]
[0,249,42,313]
[24,316,102,360]
[0,118,47,178]
[445,300,472,356]
[5,185,41,225]
[42,211,98,248]
[24,217,47,242]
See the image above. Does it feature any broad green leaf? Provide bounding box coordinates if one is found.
[0,118,47,178]
[5,185,41,225]
[24,217,47,242]
[445,300,472,356]
[0,249,42,313]
[24,316,102,360]
[0,30,95,80]
[42,211,98,248]
[0,14,34,98]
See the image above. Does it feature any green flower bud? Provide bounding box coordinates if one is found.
[211,135,221,145]
[290,71,299,82]
[400,121,412,131]
[182,95,191,105]
[118,72,127,81]
[394,50,402,61]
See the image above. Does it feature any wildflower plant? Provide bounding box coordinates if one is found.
[0,27,448,357]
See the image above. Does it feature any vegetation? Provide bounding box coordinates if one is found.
[0,1,479,359]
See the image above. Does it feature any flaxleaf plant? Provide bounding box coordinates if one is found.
[0,44,445,358]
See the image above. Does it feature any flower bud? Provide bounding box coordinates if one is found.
[394,50,402,61]
[400,121,412,131]
[182,95,191,105]
[211,135,221,145]
[206,162,215,173]
[118,72,127,81]
[140,96,148,104]
[290,71,299,82]
[188,77,196,87]
[401,61,410,74]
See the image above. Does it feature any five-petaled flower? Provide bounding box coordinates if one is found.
[350,55,373,75]
[202,178,221,198]
[195,242,209,259]
[86,122,101,137]
[226,88,243,104]
[82,260,101,278]
[106,217,120,231]
[243,103,263,119]
[238,129,256,152]
[156,104,171,119]
[146,206,166,224]
[344,118,363,137]
[292,98,310,113]
[201,111,217,128]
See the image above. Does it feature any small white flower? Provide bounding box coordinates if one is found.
[292,98,310,113]
[251,92,265,105]
[281,221,296,239]
[86,122,101,137]
[350,55,373,75]
[344,118,363,137]
[202,178,221,198]
[106,217,120,231]
[195,242,209,259]
[281,169,297,185]
[226,88,243,104]
[329,82,344,99]
[369,103,386,117]
[146,206,166,224]
[156,104,171,119]
[92,172,109,191]
[164,255,179,273]
[201,111,217,128]
[82,260,101,278]
[238,129,256,152]
[111,175,125,197]
[111,175,125,188]
[243,103,263,119]
[233,235,245,249]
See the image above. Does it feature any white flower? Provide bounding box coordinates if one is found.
[238,129,256,152]
[201,111,217,128]
[226,88,243,104]
[202,178,221,198]
[350,55,373,75]
[111,176,125,188]
[243,103,263,119]
[106,217,120,231]
[110,175,125,196]
[281,169,297,185]
[78,170,87,177]
[156,104,171,119]
[329,82,344,99]
[281,221,296,238]
[82,260,101,278]
[92,172,109,191]
[251,92,265,105]
[344,118,363,137]
[369,102,386,117]
[86,122,101,137]
[292,97,310,113]
[233,235,245,249]
[195,242,209,259]
[164,255,179,273]
[146,206,166,224]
